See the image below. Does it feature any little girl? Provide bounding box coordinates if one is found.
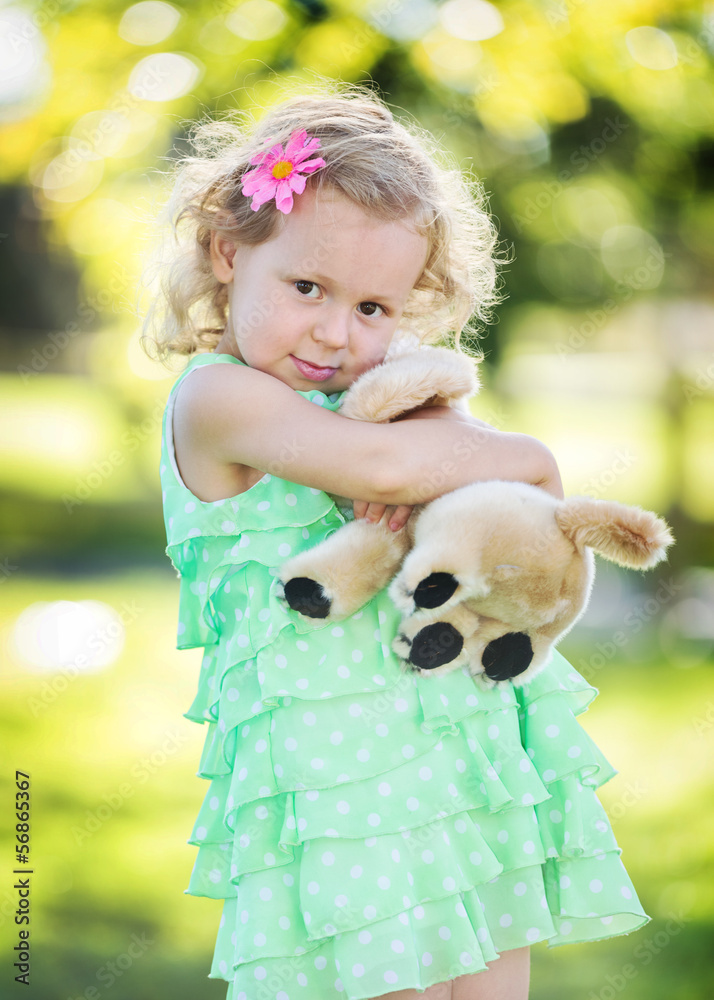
[142,88,650,1000]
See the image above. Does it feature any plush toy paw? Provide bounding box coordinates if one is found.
[412,572,460,609]
[392,595,551,687]
[393,603,478,676]
[394,614,535,684]
[389,569,465,616]
[276,347,479,625]
[281,577,332,619]
[278,518,413,622]
[393,620,464,671]
[481,632,534,681]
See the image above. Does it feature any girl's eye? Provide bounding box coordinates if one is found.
[295,280,320,298]
[358,301,385,318]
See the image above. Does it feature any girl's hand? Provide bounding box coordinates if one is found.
[353,500,414,532]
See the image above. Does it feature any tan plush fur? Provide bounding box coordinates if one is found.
[277,348,674,687]
[555,499,674,569]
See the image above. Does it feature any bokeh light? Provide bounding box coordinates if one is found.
[600,225,665,288]
[552,183,628,248]
[626,26,678,71]
[417,28,486,92]
[128,52,202,102]
[37,147,104,204]
[12,600,126,673]
[119,1,182,46]
[0,5,51,121]
[372,0,438,43]
[226,0,288,41]
[440,0,504,42]
[70,110,133,160]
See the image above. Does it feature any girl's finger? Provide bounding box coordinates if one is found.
[365,503,387,522]
[388,504,414,531]
[353,499,368,520]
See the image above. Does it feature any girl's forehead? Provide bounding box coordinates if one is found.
[280,187,422,246]
[266,188,428,283]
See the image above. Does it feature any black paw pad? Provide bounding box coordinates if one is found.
[413,573,459,609]
[283,578,331,619]
[482,632,533,681]
[409,622,464,670]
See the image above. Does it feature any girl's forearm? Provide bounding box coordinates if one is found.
[373,411,564,504]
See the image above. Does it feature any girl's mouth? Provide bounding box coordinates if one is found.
[291,356,338,381]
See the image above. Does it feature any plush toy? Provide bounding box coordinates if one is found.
[386,478,673,686]
[278,348,674,687]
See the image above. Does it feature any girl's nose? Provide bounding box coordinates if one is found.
[312,308,351,349]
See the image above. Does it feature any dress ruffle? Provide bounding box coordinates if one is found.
[162,353,650,1000]
[185,628,648,998]
[182,553,648,998]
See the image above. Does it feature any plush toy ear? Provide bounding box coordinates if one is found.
[339,348,478,423]
[555,497,674,569]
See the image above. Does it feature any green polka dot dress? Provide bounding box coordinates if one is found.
[160,352,650,1000]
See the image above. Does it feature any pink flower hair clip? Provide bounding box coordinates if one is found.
[241,129,326,214]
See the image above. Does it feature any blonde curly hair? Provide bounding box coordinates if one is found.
[138,83,506,365]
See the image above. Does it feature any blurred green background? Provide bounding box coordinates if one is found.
[1,0,713,998]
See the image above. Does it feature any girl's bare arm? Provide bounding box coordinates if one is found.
[176,363,562,504]
[388,404,564,499]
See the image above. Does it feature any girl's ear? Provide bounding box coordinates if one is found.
[210,211,239,282]
[555,497,674,569]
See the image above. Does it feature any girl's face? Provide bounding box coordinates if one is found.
[210,186,428,393]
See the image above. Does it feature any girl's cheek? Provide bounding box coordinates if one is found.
[361,336,394,370]
[355,357,385,379]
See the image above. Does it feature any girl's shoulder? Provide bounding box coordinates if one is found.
[169,355,278,504]
[169,355,290,440]
[165,353,347,505]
